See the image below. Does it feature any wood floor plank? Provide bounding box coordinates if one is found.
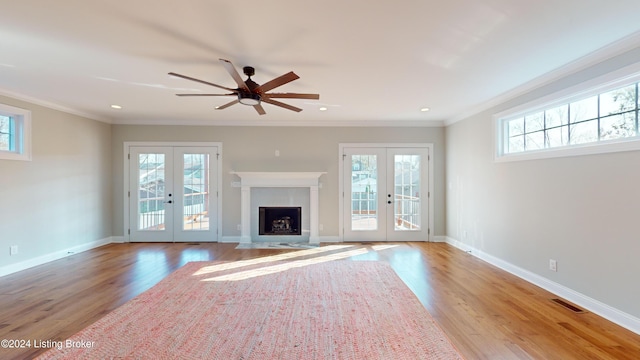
[0,242,638,359]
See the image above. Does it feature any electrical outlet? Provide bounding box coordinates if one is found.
[549,259,557,272]
[237,224,241,231]
[9,245,18,256]
[319,224,324,231]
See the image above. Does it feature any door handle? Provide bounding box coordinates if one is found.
[164,200,173,204]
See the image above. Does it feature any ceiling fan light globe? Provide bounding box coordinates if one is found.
[238,93,261,106]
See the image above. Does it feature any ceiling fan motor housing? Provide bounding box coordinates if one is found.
[239,66,261,105]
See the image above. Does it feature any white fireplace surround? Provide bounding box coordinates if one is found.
[231,172,326,244]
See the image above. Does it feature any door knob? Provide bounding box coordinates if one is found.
[164,200,173,204]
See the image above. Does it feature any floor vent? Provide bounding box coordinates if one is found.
[551,298,586,313]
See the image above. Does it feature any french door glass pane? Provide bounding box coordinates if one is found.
[351,155,378,230]
[182,154,209,231]
[394,155,421,231]
[138,153,166,230]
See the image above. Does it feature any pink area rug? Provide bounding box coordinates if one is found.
[36,260,464,359]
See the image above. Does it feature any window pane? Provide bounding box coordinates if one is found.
[507,117,524,136]
[545,105,568,128]
[570,96,598,123]
[508,135,524,153]
[600,112,636,140]
[0,115,12,151]
[525,112,544,133]
[600,85,636,116]
[525,131,544,151]
[546,125,569,148]
[0,105,30,161]
[570,120,598,144]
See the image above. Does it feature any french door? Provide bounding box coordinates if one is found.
[342,146,430,242]
[128,146,218,242]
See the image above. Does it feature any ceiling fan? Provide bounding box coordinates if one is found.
[169,59,320,115]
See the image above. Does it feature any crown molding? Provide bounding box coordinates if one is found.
[445,31,640,126]
[109,117,445,127]
[0,88,112,124]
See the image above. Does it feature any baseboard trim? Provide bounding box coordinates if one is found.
[0,236,114,278]
[445,236,640,335]
[432,235,447,243]
[319,236,341,243]
[220,236,242,243]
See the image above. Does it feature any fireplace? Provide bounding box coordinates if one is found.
[230,171,326,244]
[259,207,302,236]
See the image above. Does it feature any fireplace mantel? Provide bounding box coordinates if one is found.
[231,172,326,244]
[231,172,326,187]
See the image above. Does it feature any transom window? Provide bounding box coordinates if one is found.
[495,70,640,161]
[505,83,638,153]
[0,104,32,161]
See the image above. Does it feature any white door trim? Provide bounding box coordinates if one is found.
[338,143,434,242]
[123,141,223,242]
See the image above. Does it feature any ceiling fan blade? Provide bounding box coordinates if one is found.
[168,72,237,92]
[215,99,239,110]
[219,59,250,92]
[176,93,236,96]
[256,72,299,93]
[263,93,320,100]
[254,104,266,115]
[262,98,302,112]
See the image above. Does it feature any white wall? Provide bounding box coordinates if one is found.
[445,47,640,323]
[110,125,445,239]
[0,95,112,274]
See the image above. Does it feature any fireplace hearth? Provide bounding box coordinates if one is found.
[259,207,302,236]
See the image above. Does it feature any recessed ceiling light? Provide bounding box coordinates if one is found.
[420,107,430,112]
[319,107,328,111]
[111,104,122,109]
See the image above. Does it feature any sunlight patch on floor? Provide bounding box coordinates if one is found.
[192,245,355,276]
[371,244,400,251]
[200,247,370,282]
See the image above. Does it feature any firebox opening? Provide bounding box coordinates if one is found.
[259,207,302,236]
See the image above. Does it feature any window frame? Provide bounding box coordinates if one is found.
[0,103,32,161]
[495,63,640,162]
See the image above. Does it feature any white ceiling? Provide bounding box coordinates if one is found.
[1,0,640,126]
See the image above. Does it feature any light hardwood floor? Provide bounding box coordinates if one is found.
[0,242,638,359]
